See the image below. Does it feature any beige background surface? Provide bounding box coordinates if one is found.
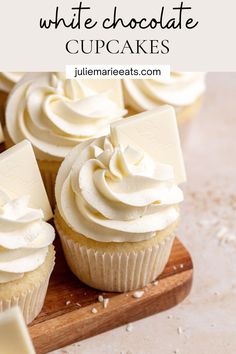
[50,73,236,354]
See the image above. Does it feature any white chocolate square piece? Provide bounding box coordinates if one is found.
[0,140,52,220]
[111,105,186,184]
[0,122,4,143]
[81,79,124,108]
[0,307,36,354]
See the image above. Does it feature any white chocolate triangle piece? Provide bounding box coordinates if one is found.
[0,307,36,354]
[0,140,52,220]
[0,122,4,143]
[111,105,186,184]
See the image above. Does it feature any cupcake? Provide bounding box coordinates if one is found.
[123,72,206,142]
[55,135,184,292]
[5,73,126,206]
[0,72,25,126]
[0,191,55,324]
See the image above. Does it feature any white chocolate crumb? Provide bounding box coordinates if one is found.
[132,291,145,299]
[180,264,184,269]
[125,294,129,297]
[153,281,159,286]
[76,303,81,307]
[216,226,228,239]
[91,308,98,314]
[65,301,71,306]
[177,327,183,335]
[216,226,236,245]
[103,298,109,308]
[126,323,133,332]
[98,295,104,303]
[173,266,177,270]
[216,225,236,245]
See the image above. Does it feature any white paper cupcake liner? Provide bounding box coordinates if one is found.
[57,223,175,292]
[0,259,54,324]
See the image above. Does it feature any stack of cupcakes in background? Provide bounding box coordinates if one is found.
[123,72,206,142]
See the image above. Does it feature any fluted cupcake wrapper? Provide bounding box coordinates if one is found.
[57,223,175,292]
[0,258,55,324]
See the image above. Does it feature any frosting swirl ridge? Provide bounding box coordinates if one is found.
[6,73,126,161]
[56,136,184,242]
[123,72,206,113]
[0,72,25,93]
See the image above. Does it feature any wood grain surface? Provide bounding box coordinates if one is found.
[29,237,193,354]
[0,143,5,153]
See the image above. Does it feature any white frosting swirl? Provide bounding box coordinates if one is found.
[0,72,25,93]
[6,73,126,161]
[0,191,55,284]
[56,137,183,242]
[123,72,206,113]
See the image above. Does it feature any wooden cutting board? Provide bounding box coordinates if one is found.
[29,237,193,354]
